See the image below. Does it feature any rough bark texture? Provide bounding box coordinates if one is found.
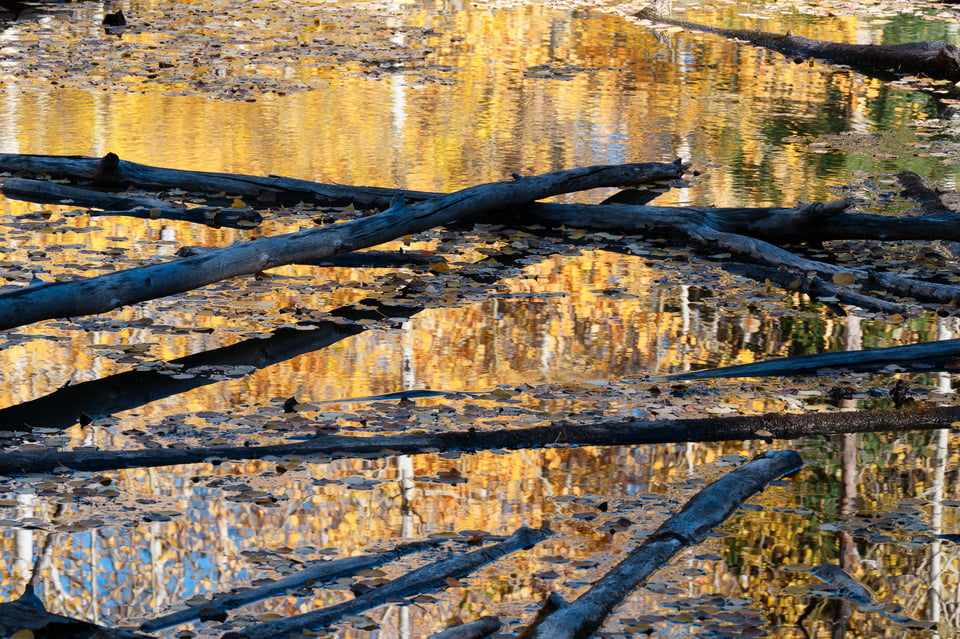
[4,153,960,319]
[528,450,803,639]
[505,199,960,308]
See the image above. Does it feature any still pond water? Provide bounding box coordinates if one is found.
[0,0,958,636]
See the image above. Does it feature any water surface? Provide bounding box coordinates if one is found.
[0,0,958,636]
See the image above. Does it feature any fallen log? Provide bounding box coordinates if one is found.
[722,263,912,315]
[176,245,446,267]
[526,450,803,638]
[0,161,682,331]
[139,538,441,632]
[536,198,960,244]
[2,177,262,228]
[897,170,960,259]
[222,526,550,639]
[6,153,959,309]
[9,154,960,246]
[0,151,440,208]
[428,616,502,639]
[536,199,960,308]
[668,337,960,380]
[1,403,956,476]
[636,7,960,82]
[3,152,958,321]
[0,233,538,432]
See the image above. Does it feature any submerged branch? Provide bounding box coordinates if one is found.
[0,298,416,431]
[636,8,960,82]
[2,177,262,228]
[139,539,442,632]
[0,404,955,475]
[669,337,960,379]
[428,616,502,639]
[222,526,550,639]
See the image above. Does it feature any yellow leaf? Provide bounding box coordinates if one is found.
[832,272,856,285]
[429,261,450,274]
[231,197,247,208]
[11,630,34,639]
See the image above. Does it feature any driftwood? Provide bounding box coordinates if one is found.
[526,450,803,639]
[139,539,441,632]
[2,177,262,228]
[0,403,954,476]
[0,585,151,639]
[537,199,960,308]
[0,161,682,331]
[3,153,960,320]
[222,526,550,639]
[533,198,960,244]
[721,263,912,315]
[636,7,960,83]
[0,152,439,208]
[897,170,960,259]
[428,616,502,639]
[8,153,960,244]
[669,337,960,380]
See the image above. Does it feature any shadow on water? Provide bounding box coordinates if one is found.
[0,298,418,431]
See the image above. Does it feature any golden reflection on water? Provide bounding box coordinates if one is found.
[0,0,959,636]
[0,1,948,199]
